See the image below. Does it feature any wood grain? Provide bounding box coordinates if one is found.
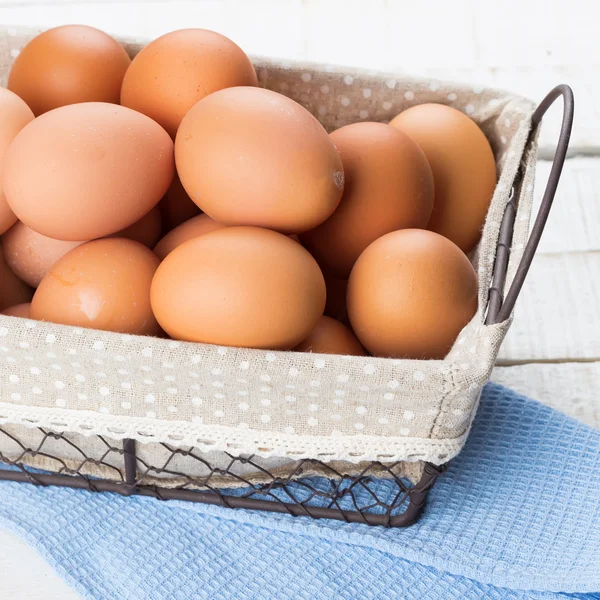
[498,253,600,363]
[492,362,600,429]
[534,158,600,254]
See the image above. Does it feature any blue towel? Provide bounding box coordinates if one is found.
[1,382,599,599]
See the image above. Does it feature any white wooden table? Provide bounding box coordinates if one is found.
[0,2,598,598]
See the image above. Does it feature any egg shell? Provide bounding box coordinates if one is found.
[295,316,365,356]
[3,208,162,288]
[1,302,30,318]
[301,122,434,278]
[2,222,82,287]
[389,104,496,253]
[347,229,477,359]
[121,28,257,138]
[7,25,131,116]
[0,240,33,311]
[154,214,226,260]
[175,87,344,234]
[158,175,201,233]
[3,102,174,241]
[30,238,161,335]
[151,226,326,349]
[0,88,34,234]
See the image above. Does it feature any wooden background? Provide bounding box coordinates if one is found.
[0,1,598,597]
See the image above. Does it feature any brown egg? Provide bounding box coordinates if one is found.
[176,87,344,234]
[7,25,130,116]
[3,102,174,241]
[347,229,477,359]
[0,88,34,234]
[151,227,326,348]
[3,208,162,289]
[295,316,365,356]
[121,29,257,138]
[0,240,33,311]
[110,206,162,248]
[154,214,225,260]
[1,303,30,318]
[324,276,349,324]
[158,175,201,233]
[30,238,160,335]
[389,104,496,253]
[301,122,434,278]
[2,222,82,287]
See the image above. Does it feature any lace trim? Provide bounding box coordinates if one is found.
[0,403,465,464]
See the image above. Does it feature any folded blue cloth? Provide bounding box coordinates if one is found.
[1,382,599,599]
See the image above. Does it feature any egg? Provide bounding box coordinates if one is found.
[154,214,226,260]
[2,222,82,287]
[7,25,130,116]
[175,87,344,234]
[151,227,326,348]
[3,208,162,288]
[0,88,34,235]
[295,316,365,356]
[158,175,201,233]
[389,104,496,253]
[109,206,162,248]
[121,29,257,138]
[347,229,477,359]
[30,238,160,335]
[1,303,30,318]
[301,122,434,278]
[3,102,174,241]
[0,240,33,311]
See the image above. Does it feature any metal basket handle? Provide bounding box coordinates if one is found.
[486,84,574,325]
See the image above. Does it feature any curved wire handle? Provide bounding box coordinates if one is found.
[486,84,574,325]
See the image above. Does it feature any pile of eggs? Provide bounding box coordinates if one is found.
[0,25,497,360]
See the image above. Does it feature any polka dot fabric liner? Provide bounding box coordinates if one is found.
[0,27,538,477]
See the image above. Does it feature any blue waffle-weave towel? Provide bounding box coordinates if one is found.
[1,382,599,599]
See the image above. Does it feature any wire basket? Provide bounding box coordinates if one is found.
[0,28,573,527]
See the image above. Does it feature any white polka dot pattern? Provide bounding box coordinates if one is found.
[0,27,537,471]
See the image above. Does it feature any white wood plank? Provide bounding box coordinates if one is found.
[492,362,600,429]
[498,253,600,363]
[534,158,600,254]
[0,529,81,599]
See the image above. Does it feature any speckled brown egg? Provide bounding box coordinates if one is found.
[301,122,434,278]
[0,240,33,311]
[175,87,344,234]
[3,102,174,241]
[121,29,257,138]
[3,209,162,289]
[389,104,496,253]
[154,214,226,260]
[158,175,201,233]
[347,229,477,359]
[30,238,161,335]
[295,316,365,356]
[151,226,326,348]
[0,88,34,235]
[2,222,82,287]
[7,25,130,116]
[1,303,30,318]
